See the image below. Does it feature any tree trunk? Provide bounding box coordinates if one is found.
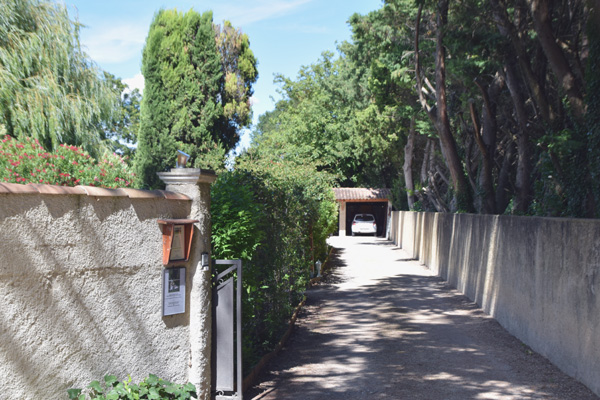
[587,0,600,217]
[504,58,533,214]
[490,0,554,123]
[427,140,448,212]
[472,74,503,214]
[592,0,600,26]
[527,0,585,119]
[496,141,516,213]
[415,3,436,122]
[421,139,431,185]
[434,0,473,212]
[469,100,495,214]
[403,116,417,209]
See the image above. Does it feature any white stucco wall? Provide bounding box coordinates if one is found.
[0,184,200,399]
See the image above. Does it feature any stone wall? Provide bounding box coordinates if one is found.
[388,211,600,396]
[0,181,211,399]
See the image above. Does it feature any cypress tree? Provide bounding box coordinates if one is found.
[135,9,223,189]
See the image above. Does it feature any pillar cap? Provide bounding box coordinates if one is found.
[157,168,217,185]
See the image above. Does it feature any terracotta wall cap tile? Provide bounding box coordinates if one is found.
[28,184,86,195]
[77,185,128,197]
[122,188,166,199]
[0,182,40,194]
[159,190,191,201]
[0,182,191,200]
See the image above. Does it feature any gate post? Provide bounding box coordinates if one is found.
[158,168,217,400]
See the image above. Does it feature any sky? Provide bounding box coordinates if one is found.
[65,0,383,151]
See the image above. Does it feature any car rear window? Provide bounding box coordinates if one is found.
[355,214,374,221]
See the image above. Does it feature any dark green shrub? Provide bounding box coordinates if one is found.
[211,156,337,373]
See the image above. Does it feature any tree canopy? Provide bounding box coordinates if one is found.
[252,0,600,218]
[251,51,405,188]
[100,72,141,159]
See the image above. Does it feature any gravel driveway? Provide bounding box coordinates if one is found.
[247,236,598,399]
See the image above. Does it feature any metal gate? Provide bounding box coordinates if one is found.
[212,259,242,400]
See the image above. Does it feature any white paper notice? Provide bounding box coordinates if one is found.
[170,225,185,261]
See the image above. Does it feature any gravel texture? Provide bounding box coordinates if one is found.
[246,236,598,400]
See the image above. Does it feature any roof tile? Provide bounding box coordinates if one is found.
[0,182,192,201]
[0,182,40,194]
[160,190,192,201]
[28,184,86,195]
[121,188,165,199]
[76,186,128,197]
[332,187,391,201]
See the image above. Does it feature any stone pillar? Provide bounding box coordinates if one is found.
[339,201,346,236]
[158,168,217,400]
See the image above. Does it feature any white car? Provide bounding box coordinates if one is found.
[351,213,377,236]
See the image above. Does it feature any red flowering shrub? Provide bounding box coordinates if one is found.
[0,135,134,188]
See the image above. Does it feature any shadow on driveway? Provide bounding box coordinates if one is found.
[246,237,598,400]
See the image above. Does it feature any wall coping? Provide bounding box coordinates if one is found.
[157,168,217,186]
[0,182,191,201]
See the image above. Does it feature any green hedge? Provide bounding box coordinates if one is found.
[211,157,337,372]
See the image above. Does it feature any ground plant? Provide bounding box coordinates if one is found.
[67,374,197,400]
[0,135,134,187]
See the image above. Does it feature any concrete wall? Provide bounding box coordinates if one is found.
[388,211,600,396]
[0,182,210,399]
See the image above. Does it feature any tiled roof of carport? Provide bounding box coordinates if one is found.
[332,187,391,201]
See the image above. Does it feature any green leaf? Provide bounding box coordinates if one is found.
[88,380,103,393]
[104,375,118,387]
[106,390,120,400]
[148,387,160,400]
[67,389,82,399]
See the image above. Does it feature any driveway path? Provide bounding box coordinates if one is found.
[247,236,598,399]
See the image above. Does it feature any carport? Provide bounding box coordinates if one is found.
[332,188,392,237]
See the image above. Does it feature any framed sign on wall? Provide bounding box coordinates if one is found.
[157,219,198,265]
[163,267,186,316]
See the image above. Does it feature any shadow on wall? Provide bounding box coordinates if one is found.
[0,194,192,397]
[388,211,600,397]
